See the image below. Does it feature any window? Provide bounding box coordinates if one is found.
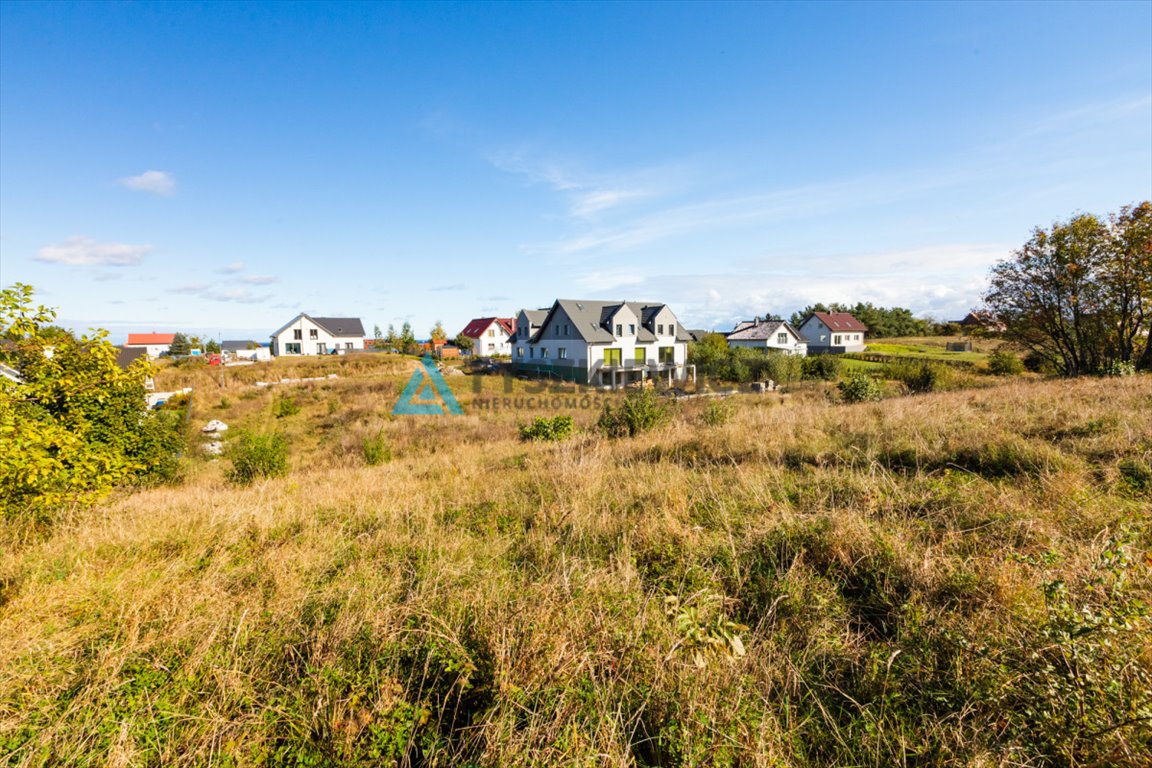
[293,329,302,340]
[854,334,860,341]
[345,342,353,350]
[777,333,788,345]
[309,329,318,340]
[317,343,326,354]
[657,324,664,335]
[604,348,622,366]
[615,324,623,336]
[487,329,495,337]
[659,346,674,363]
[517,347,524,358]
[635,347,646,364]
[541,347,549,358]
[834,335,842,345]
[558,348,567,359]
[628,324,635,335]
[286,343,301,354]
[668,322,675,335]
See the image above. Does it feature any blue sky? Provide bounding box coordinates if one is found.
[2,1,1149,342]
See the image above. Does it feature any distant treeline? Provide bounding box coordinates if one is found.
[787,302,954,338]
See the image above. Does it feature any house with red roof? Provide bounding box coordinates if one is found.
[798,312,868,353]
[124,333,176,359]
[458,316,514,357]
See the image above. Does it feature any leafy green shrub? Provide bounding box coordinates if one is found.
[760,352,804,385]
[274,397,301,418]
[802,355,842,381]
[519,415,574,441]
[699,398,734,426]
[227,432,289,484]
[598,389,671,437]
[987,346,1024,376]
[837,372,883,403]
[884,361,954,393]
[362,431,392,465]
[1104,360,1136,377]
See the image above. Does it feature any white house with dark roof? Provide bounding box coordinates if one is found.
[798,311,868,353]
[270,314,366,356]
[510,299,693,388]
[726,318,808,355]
[458,317,514,357]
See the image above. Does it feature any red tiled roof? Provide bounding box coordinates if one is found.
[126,333,176,345]
[459,317,513,339]
[810,312,868,332]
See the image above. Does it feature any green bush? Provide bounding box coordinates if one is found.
[987,347,1025,376]
[801,355,842,381]
[227,432,289,484]
[519,415,574,442]
[837,372,883,403]
[760,352,804,385]
[699,398,734,426]
[1104,360,1137,377]
[274,397,301,418]
[598,389,672,438]
[362,431,392,465]
[881,361,954,393]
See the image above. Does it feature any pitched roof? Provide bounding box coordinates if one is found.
[530,299,692,344]
[221,340,263,351]
[726,319,806,341]
[807,312,868,332]
[459,317,514,339]
[115,346,149,369]
[312,317,365,337]
[126,333,175,346]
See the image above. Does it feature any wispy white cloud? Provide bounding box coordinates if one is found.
[217,261,245,274]
[36,236,152,266]
[240,274,279,285]
[117,170,176,196]
[488,149,665,220]
[429,283,465,292]
[168,283,270,304]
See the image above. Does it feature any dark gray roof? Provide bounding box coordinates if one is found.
[312,317,365,338]
[533,299,691,344]
[726,319,805,342]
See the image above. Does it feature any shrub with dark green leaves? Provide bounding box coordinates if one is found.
[274,397,301,418]
[519,415,574,442]
[987,347,1024,376]
[801,355,842,381]
[227,432,289,484]
[883,361,953,393]
[837,372,883,403]
[362,431,392,465]
[598,389,672,438]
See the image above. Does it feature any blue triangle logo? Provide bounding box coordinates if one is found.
[392,356,464,415]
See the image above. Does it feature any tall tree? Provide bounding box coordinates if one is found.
[167,333,191,357]
[399,321,418,355]
[983,202,1151,375]
[384,324,399,352]
[429,321,447,345]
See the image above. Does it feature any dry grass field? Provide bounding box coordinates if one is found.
[2,354,1149,767]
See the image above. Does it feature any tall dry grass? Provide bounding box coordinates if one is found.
[2,359,1149,766]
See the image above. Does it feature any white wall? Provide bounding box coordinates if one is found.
[272,316,365,356]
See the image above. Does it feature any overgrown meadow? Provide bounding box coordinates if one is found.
[2,355,1149,767]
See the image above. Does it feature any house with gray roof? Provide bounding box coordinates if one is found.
[726,318,808,356]
[270,314,366,356]
[510,299,694,388]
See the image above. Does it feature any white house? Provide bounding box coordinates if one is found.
[798,312,868,353]
[726,318,808,356]
[511,299,694,388]
[222,340,272,362]
[124,333,176,359]
[270,314,366,356]
[458,317,514,357]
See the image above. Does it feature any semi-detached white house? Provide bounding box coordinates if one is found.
[458,317,514,356]
[726,318,808,355]
[511,299,694,388]
[270,314,366,356]
[798,311,868,353]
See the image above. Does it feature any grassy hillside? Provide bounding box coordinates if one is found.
[2,356,1150,767]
